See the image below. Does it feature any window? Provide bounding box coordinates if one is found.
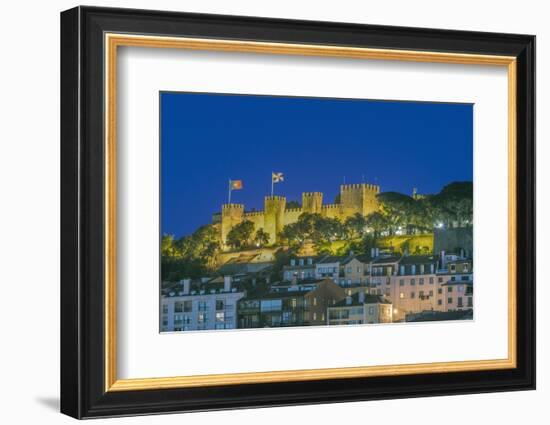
[410,278,415,286]
[184,300,192,312]
[419,278,424,285]
[419,290,424,297]
[215,300,224,311]
[162,304,168,314]
[313,312,317,321]
[438,288,443,295]
[400,265,405,275]
[174,302,184,313]
[447,286,453,293]
[458,285,464,292]
[410,291,415,299]
[399,279,405,286]
[291,298,297,308]
[438,277,443,283]
[448,297,453,304]
[313,297,317,306]
[260,299,282,312]
[438,299,442,306]
[468,297,473,307]
[461,276,470,281]
[215,312,225,322]
[429,277,434,284]
[450,264,456,272]
[368,307,375,315]
[357,267,361,273]
[162,318,168,326]
[399,292,405,299]
[429,290,434,297]
[282,311,292,323]
[198,312,207,323]
[420,265,425,274]
[464,264,469,272]
[346,267,352,273]
[457,297,463,307]
[198,301,208,311]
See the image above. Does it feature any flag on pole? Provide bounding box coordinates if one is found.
[271,172,284,196]
[230,180,243,190]
[272,172,284,183]
[228,179,243,203]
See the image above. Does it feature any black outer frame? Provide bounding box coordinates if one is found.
[60,5,535,419]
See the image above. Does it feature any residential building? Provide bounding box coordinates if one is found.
[315,256,343,281]
[283,256,321,282]
[387,254,440,321]
[237,279,345,328]
[369,254,402,295]
[340,253,371,286]
[328,292,393,325]
[237,290,309,328]
[160,276,245,332]
[304,279,347,325]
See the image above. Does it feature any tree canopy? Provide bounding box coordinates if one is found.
[226,220,255,249]
[161,224,221,281]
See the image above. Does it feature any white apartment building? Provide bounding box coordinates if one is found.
[161,276,245,332]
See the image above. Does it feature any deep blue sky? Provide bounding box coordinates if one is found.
[161,92,472,238]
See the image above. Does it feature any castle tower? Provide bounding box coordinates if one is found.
[340,183,380,218]
[264,196,286,244]
[302,192,323,214]
[221,204,244,247]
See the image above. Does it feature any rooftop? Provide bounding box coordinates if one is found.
[399,255,438,265]
[332,293,391,307]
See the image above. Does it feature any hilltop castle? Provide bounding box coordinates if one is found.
[213,183,380,248]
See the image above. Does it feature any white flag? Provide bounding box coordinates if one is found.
[272,172,284,183]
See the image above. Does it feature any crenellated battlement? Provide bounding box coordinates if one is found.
[244,211,264,217]
[216,181,380,249]
[222,203,244,211]
[341,183,380,192]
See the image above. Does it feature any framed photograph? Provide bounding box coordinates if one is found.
[60,6,535,419]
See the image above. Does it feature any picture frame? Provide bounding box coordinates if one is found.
[60,5,535,419]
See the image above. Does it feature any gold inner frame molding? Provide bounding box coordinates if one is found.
[104,33,517,392]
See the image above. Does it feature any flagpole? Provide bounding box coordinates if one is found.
[228,180,231,204]
[271,172,274,196]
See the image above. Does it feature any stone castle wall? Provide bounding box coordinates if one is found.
[217,183,380,248]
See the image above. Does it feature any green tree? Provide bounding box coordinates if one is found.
[253,228,271,247]
[377,192,416,234]
[344,213,368,239]
[430,182,473,228]
[161,234,176,257]
[226,220,255,249]
[365,211,389,237]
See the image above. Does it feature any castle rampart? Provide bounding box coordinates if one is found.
[216,182,380,248]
